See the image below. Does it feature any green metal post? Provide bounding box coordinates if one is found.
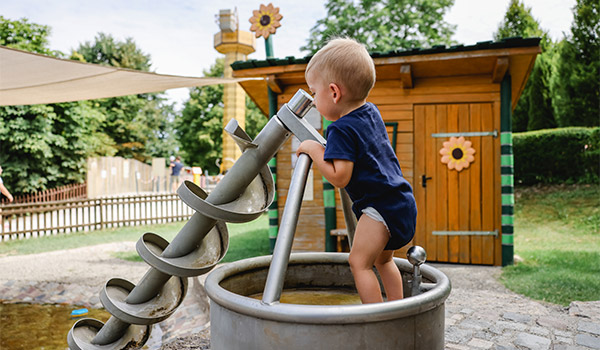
[265,36,274,58]
[322,119,338,252]
[265,35,278,252]
[500,75,515,266]
[268,87,278,252]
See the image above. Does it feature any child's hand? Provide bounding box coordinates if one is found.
[296,140,324,158]
[296,140,353,187]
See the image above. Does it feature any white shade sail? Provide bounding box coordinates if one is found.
[0,45,259,106]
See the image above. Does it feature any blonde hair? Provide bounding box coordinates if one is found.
[306,38,375,101]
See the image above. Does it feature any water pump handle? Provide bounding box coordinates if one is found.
[407,246,427,266]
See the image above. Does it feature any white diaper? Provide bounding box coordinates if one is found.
[361,207,390,234]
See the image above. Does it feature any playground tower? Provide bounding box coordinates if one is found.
[214,9,256,173]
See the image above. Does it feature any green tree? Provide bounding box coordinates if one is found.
[0,15,56,55]
[176,58,267,174]
[74,33,151,70]
[526,53,556,130]
[302,0,456,54]
[72,33,178,161]
[494,0,546,43]
[143,102,180,159]
[494,0,556,131]
[0,102,115,195]
[0,17,114,195]
[551,0,599,127]
[176,59,225,174]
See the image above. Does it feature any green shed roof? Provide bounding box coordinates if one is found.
[231,36,541,71]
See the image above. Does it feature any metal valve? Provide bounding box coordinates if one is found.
[407,246,427,296]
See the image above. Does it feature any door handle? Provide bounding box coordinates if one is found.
[421,174,432,188]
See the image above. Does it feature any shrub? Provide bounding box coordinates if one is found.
[513,127,599,185]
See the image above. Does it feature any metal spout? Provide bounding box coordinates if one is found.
[407,246,427,296]
[287,89,313,118]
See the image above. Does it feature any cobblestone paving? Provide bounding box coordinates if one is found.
[437,263,600,350]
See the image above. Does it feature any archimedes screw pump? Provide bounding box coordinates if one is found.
[67,89,324,349]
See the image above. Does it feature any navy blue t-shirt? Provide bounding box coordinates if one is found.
[171,161,184,176]
[324,103,417,250]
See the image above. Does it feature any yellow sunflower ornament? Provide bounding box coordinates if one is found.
[249,3,283,39]
[439,136,476,172]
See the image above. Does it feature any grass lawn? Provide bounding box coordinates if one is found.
[501,184,600,306]
[0,214,270,262]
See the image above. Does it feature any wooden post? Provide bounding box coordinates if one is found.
[400,64,413,88]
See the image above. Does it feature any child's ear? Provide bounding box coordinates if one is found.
[329,83,342,104]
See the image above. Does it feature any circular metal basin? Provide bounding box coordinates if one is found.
[205,252,451,350]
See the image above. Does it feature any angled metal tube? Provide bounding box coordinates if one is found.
[262,153,312,304]
[71,89,327,349]
[339,188,356,247]
[90,316,130,345]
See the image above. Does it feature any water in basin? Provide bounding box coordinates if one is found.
[249,288,362,305]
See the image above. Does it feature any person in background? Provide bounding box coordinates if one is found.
[0,165,14,203]
[169,156,184,192]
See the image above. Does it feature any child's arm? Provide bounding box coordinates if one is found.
[296,140,353,188]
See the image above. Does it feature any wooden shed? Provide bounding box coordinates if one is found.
[232,37,540,266]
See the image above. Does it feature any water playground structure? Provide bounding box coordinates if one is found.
[64,6,541,347]
[0,3,535,347]
[67,89,452,350]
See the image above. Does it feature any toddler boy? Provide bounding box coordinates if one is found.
[296,38,417,303]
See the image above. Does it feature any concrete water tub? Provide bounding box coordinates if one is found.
[205,252,451,350]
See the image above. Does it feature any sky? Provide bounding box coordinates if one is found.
[2,0,576,109]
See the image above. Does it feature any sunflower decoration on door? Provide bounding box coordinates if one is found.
[439,136,476,172]
[249,3,283,39]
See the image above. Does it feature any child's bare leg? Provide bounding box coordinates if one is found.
[375,250,404,301]
[348,215,389,304]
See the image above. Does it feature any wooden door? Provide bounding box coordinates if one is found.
[413,103,500,265]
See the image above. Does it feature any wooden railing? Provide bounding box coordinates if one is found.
[0,193,193,241]
[1,182,87,205]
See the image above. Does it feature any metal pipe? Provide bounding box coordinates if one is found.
[89,118,290,345]
[206,89,314,207]
[339,188,356,247]
[207,116,290,206]
[77,89,321,348]
[90,316,130,345]
[262,154,312,305]
[124,268,172,304]
[286,89,313,118]
[161,212,216,258]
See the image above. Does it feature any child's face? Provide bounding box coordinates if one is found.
[306,70,340,122]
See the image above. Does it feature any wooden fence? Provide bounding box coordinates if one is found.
[0,193,193,241]
[0,182,87,205]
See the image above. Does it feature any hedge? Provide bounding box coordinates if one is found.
[513,127,599,185]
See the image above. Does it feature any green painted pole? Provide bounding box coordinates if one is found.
[500,75,514,266]
[268,87,278,252]
[322,119,338,252]
[265,36,274,58]
[265,34,279,252]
